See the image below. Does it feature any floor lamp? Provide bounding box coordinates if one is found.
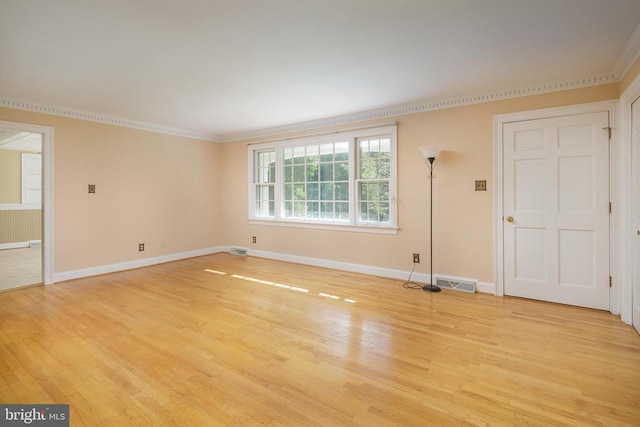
[419,146,442,293]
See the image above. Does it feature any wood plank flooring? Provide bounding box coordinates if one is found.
[1,253,639,426]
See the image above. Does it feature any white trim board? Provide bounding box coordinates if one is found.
[0,204,41,210]
[54,246,226,283]
[614,21,640,79]
[0,119,54,285]
[54,244,495,293]
[617,74,640,325]
[0,242,30,250]
[242,247,494,294]
[2,72,618,144]
[222,73,617,142]
[0,98,220,143]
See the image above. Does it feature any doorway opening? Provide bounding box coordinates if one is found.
[0,120,53,290]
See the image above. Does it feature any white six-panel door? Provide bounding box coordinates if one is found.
[503,112,610,310]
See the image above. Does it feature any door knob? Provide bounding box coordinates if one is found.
[506,216,514,223]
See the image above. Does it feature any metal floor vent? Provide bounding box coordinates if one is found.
[229,247,248,256]
[434,277,476,293]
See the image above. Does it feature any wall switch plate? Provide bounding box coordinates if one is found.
[88,184,96,193]
[475,180,487,191]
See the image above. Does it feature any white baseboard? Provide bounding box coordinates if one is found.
[476,281,495,294]
[53,246,227,283]
[0,241,30,250]
[51,245,497,295]
[241,247,496,294]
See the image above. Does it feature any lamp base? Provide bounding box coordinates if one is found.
[422,284,441,293]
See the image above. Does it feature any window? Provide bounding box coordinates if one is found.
[22,153,42,205]
[282,141,350,221]
[255,150,275,217]
[358,135,391,223]
[249,124,397,233]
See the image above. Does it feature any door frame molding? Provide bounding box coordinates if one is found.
[619,76,640,324]
[0,119,54,285]
[493,100,617,312]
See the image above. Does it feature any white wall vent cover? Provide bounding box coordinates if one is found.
[230,247,248,256]
[434,276,476,293]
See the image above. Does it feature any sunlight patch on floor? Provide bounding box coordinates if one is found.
[227,273,356,303]
[204,269,227,275]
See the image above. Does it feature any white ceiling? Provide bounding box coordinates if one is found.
[1,0,640,141]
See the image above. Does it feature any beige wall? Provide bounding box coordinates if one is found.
[0,149,22,203]
[0,108,224,273]
[0,81,622,282]
[221,84,619,284]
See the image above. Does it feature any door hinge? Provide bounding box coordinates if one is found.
[609,202,612,213]
[603,126,612,140]
[610,276,613,288]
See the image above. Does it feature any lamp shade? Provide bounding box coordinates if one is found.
[419,146,442,160]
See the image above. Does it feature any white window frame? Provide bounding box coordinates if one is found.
[248,124,397,234]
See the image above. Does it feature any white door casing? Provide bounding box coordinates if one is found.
[496,104,612,310]
[632,98,640,334]
[0,120,54,285]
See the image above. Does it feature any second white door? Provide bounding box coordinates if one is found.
[503,111,610,310]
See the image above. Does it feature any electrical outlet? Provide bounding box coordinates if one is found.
[475,180,487,191]
[139,243,145,252]
[88,184,96,193]
[252,236,256,244]
[413,253,420,263]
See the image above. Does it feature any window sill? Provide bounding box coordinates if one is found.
[249,218,399,235]
[0,204,42,211]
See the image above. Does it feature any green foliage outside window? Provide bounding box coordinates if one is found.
[358,137,391,223]
[283,143,349,220]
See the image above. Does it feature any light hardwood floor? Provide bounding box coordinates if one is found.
[1,253,639,426]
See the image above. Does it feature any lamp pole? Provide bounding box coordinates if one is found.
[423,156,441,292]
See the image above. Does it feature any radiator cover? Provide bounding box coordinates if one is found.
[229,247,248,256]
[434,277,476,293]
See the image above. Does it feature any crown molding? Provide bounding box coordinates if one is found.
[0,70,625,144]
[220,72,618,142]
[0,98,222,142]
[614,22,640,79]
